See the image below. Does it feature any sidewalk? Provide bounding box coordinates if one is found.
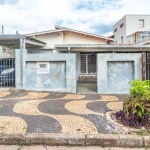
[0,89,126,135]
[0,89,149,148]
[0,145,147,150]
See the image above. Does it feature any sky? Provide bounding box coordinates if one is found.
[0,0,150,36]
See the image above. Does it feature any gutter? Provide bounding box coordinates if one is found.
[55,44,150,49]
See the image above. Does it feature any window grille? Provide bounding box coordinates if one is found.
[81,54,96,74]
[37,62,49,74]
[81,55,86,73]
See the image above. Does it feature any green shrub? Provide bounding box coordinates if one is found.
[129,79,150,100]
[115,79,150,128]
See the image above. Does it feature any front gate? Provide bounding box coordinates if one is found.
[79,53,97,81]
[0,49,15,87]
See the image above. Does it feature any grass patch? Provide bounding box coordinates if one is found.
[137,130,149,136]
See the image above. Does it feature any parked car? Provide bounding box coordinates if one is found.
[0,58,15,87]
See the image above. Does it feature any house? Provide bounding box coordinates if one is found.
[25,26,149,93]
[26,25,114,51]
[26,26,115,79]
[0,26,150,94]
[113,15,150,44]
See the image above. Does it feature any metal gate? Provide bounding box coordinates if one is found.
[81,54,97,74]
[0,49,15,87]
[79,53,97,80]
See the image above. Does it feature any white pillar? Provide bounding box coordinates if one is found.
[19,38,26,89]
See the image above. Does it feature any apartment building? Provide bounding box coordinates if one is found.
[113,15,150,44]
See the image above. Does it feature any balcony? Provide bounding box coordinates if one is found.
[137,30,150,45]
[127,30,150,45]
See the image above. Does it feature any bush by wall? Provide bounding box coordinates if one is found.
[115,79,150,128]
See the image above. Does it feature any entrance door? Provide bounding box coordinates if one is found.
[78,53,97,93]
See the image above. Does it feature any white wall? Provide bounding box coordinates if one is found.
[29,31,107,46]
[63,32,107,44]
[75,51,81,75]
[113,15,127,44]
[33,33,63,49]
[31,31,107,53]
[126,15,150,36]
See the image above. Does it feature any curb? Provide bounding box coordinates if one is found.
[0,133,149,148]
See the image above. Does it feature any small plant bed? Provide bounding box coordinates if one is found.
[115,79,150,132]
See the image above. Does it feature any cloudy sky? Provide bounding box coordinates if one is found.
[0,0,150,36]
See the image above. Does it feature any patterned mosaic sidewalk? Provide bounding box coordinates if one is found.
[0,89,128,135]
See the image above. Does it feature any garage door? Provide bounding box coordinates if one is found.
[107,61,134,92]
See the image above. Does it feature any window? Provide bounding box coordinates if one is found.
[37,62,49,74]
[81,54,96,74]
[120,23,124,28]
[139,19,144,28]
[28,49,53,54]
[114,28,117,33]
[121,36,123,44]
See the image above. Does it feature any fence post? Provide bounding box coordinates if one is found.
[142,52,146,81]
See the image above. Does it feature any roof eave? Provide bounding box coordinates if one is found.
[26,29,66,37]
[55,44,150,49]
[27,25,114,42]
[55,25,115,41]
